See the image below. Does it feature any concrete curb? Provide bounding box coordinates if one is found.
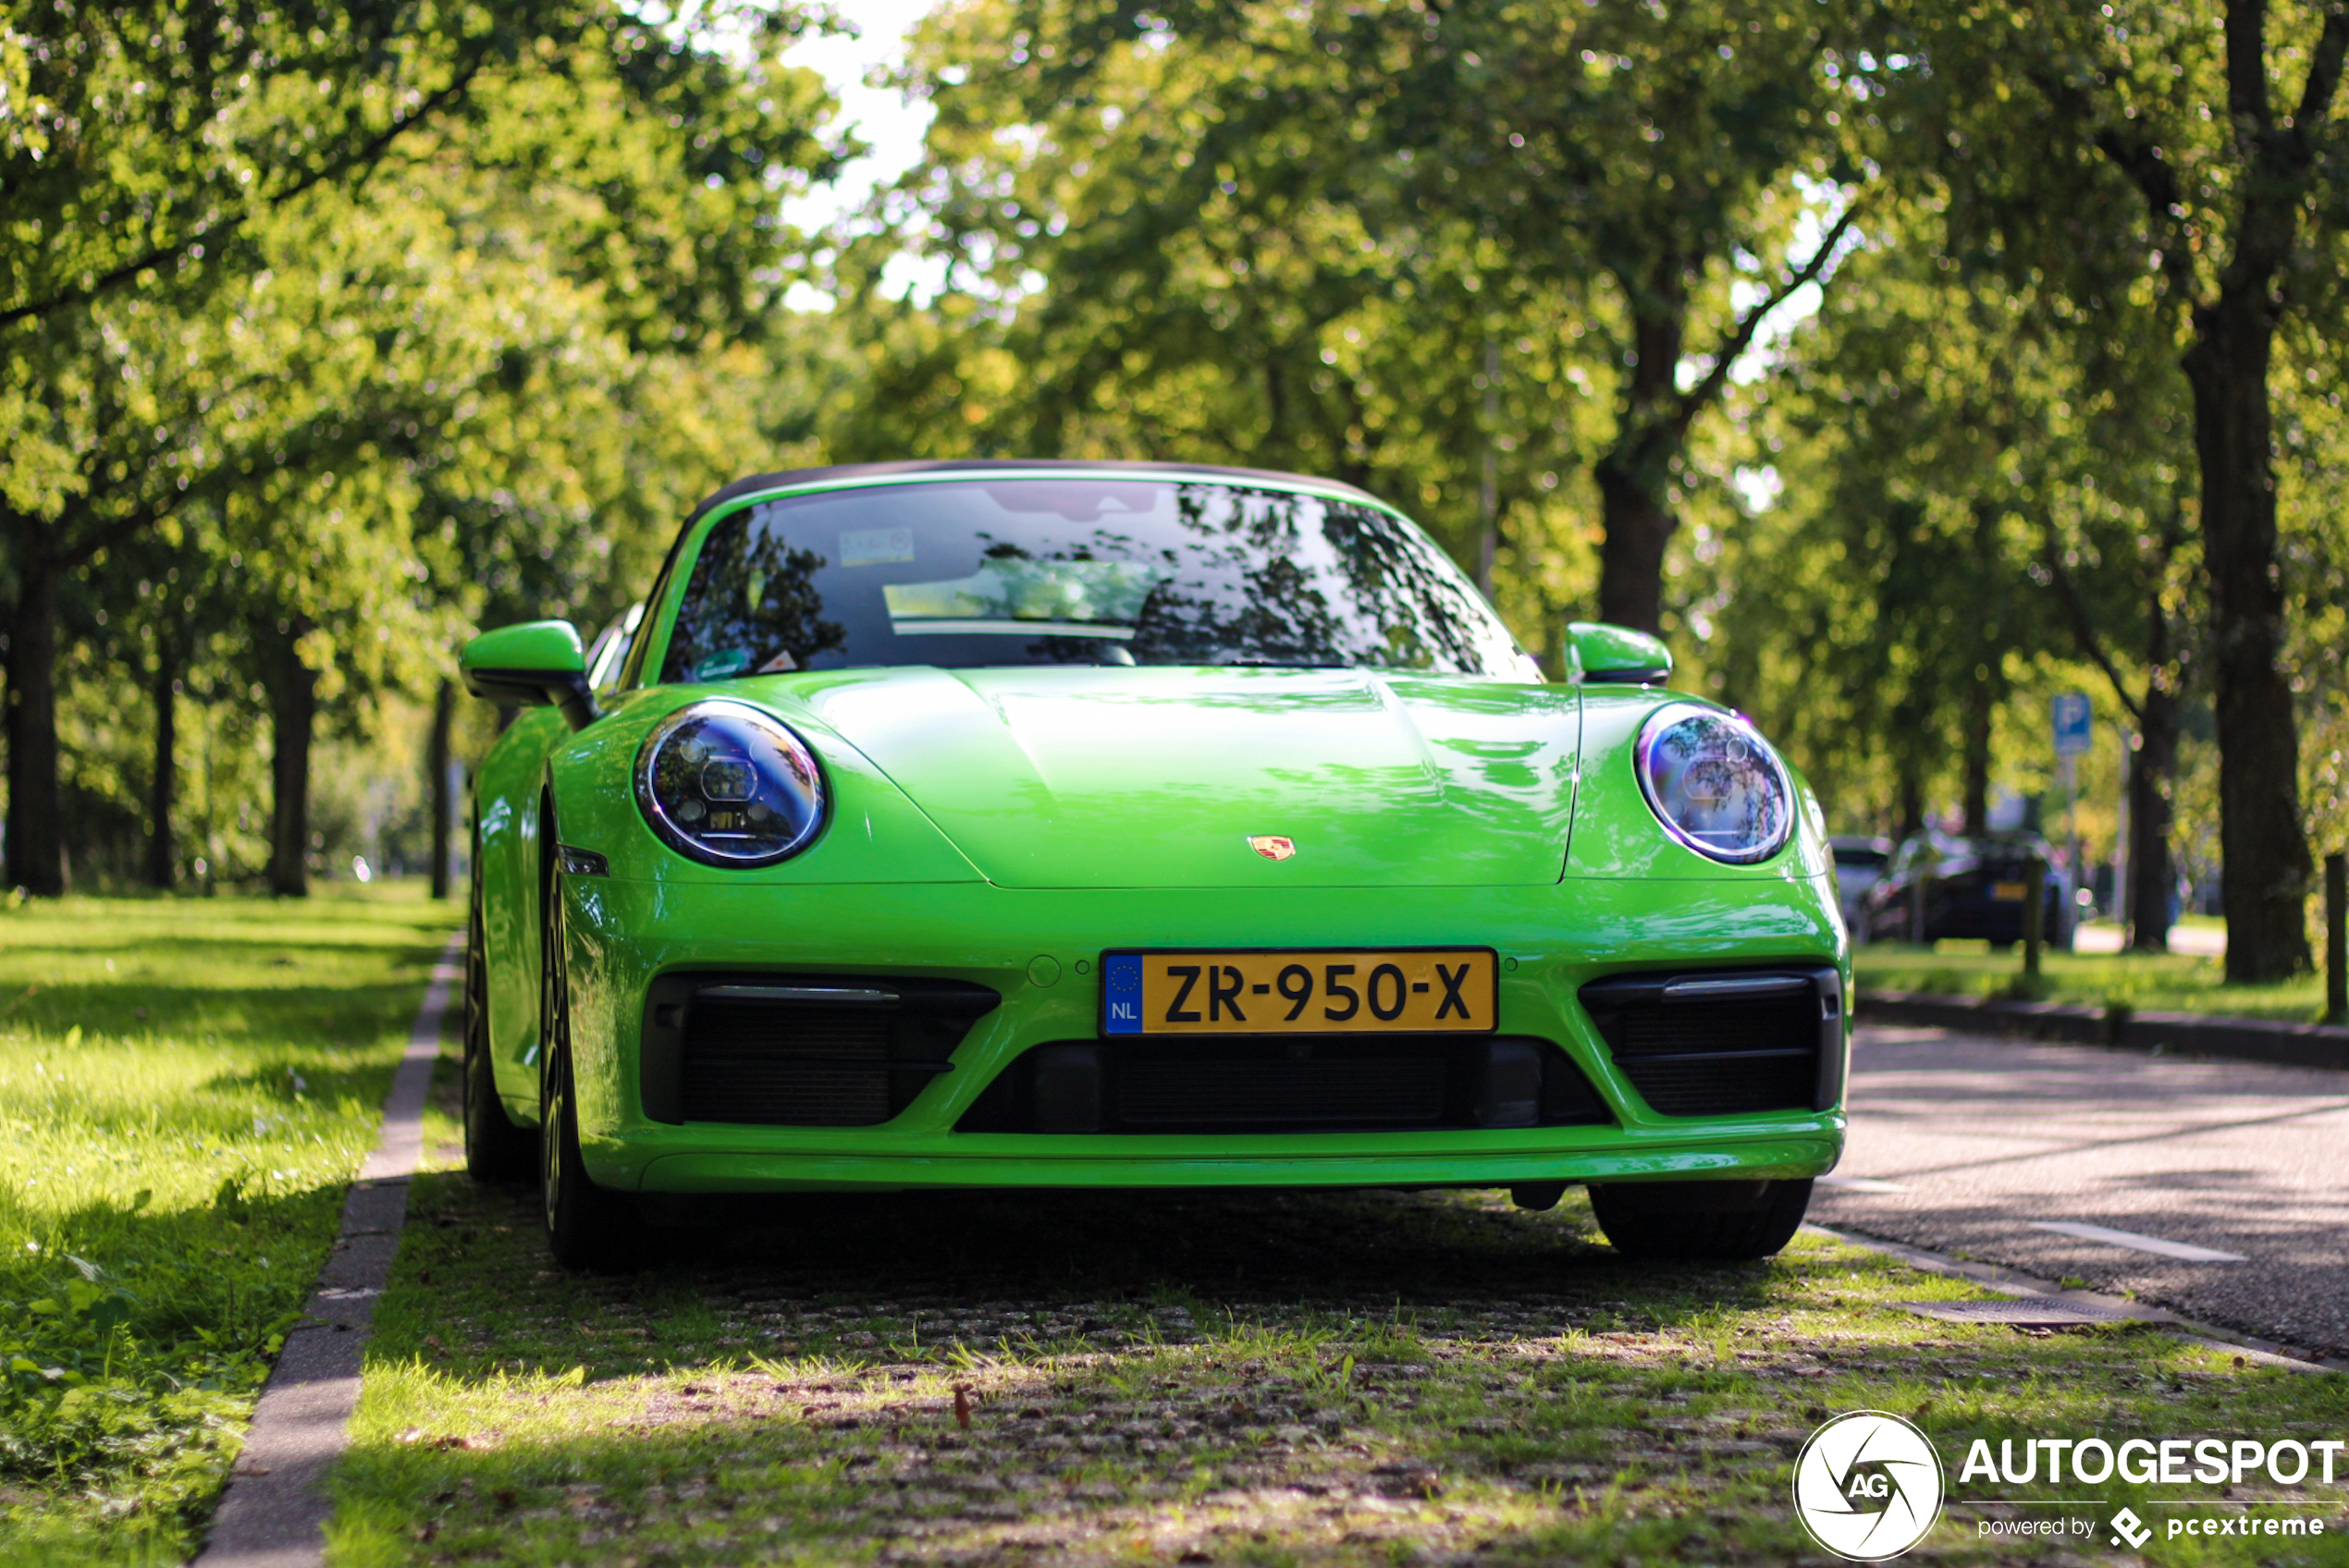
[191,933,464,1568]
[1804,1222,2345,1373]
[1858,989,2349,1072]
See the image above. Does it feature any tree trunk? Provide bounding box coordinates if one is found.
[4,558,66,896]
[1593,262,1689,635]
[1593,462,1676,634]
[1897,763,1925,843]
[2183,293,2313,980]
[147,652,176,889]
[1961,676,1992,835]
[266,634,316,899]
[429,677,454,900]
[2127,683,2180,952]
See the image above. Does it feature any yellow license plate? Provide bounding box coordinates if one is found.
[1991,881,2028,901]
[1100,949,1496,1036]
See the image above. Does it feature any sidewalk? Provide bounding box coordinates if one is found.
[2071,920,2226,957]
[1857,987,2349,1072]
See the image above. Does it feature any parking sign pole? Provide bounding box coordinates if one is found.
[2051,694,2091,935]
[2065,753,2078,926]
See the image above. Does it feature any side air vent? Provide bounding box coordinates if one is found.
[955,1036,1612,1135]
[639,974,999,1126]
[1577,965,1843,1118]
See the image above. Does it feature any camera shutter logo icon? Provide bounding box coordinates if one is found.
[1792,1411,1946,1561]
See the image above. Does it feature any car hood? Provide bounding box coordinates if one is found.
[786,666,1579,888]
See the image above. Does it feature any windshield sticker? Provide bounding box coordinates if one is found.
[839,527,916,567]
[884,558,1162,630]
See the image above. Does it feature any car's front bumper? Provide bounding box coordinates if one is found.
[549,875,1849,1194]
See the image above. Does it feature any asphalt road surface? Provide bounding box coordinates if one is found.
[1811,1024,2349,1358]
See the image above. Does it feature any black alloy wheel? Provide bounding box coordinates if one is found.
[462,860,535,1182]
[538,863,646,1271]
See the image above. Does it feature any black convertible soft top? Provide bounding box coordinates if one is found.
[680,458,1386,528]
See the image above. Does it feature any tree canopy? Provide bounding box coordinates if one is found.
[6,0,2349,981]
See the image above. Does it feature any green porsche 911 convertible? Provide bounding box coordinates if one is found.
[460,459,1848,1269]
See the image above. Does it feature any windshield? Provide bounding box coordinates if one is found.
[657,477,1531,680]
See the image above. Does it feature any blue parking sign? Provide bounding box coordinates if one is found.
[2052,693,2092,757]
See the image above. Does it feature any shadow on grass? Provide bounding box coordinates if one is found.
[333,1409,1712,1567]
[0,972,442,1047]
[351,1172,2339,1568]
[676,1185,1777,1323]
[399,1173,1794,1379]
[344,1172,1844,1565]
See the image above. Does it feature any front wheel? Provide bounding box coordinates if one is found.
[1588,1178,1813,1261]
[539,877,646,1271]
[462,871,535,1183]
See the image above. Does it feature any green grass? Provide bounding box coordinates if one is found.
[333,1109,2349,1565]
[1855,936,2331,1023]
[0,887,457,1565]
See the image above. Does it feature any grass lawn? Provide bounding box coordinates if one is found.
[333,1093,2349,1566]
[0,887,456,1566]
[1854,934,2331,1023]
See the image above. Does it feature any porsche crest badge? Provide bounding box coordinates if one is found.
[1248,835,1297,862]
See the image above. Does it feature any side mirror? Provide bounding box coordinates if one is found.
[460,620,597,731]
[1564,621,1672,685]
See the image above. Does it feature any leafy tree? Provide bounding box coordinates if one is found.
[0,0,842,894]
[1727,215,2199,952]
[840,4,1616,661]
[1353,0,1867,636]
[879,0,1869,643]
[1877,0,2349,978]
[388,39,844,895]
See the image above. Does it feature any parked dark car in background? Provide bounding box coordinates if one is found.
[1860,832,2072,949]
[1828,836,1893,932]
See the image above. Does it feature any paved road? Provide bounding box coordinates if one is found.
[1811,1024,2349,1357]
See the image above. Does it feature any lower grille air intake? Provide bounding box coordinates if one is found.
[639,974,999,1126]
[1578,966,1843,1117]
[956,1036,1611,1135]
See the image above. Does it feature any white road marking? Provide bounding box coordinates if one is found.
[2027,1221,2246,1263]
[1817,1174,1911,1193]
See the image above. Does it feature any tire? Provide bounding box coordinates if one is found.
[462,867,535,1183]
[1588,1178,1814,1261]
[538,866,646,1272]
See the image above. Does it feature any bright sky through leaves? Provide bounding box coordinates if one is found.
[781,0,939,305]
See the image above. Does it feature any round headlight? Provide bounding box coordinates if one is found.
[1633,703,1795,864]
[635,700,827,866]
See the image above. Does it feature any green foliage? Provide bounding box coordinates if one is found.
[1,0,852,890]
[838,0,1874,648]
[15,0,2349,941]
[1707,223,2186,836]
